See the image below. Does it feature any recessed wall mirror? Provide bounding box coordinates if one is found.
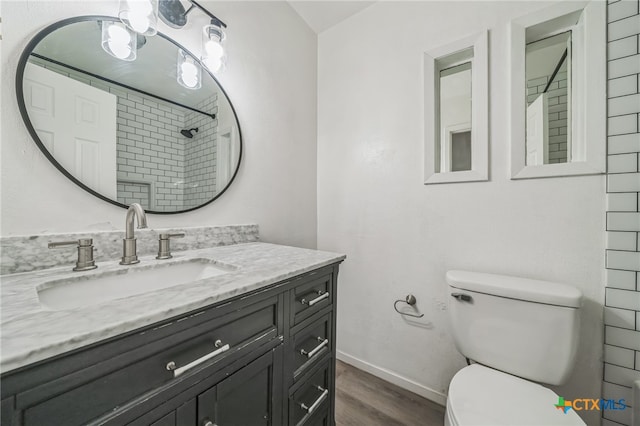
[424,32,488,184]
[17,16,242,214]
[510,1,605,179]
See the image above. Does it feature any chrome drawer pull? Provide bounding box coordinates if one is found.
[300,385,328,414]
[301,291,329,307]
[166,340,230,377]
[300,337,329,358]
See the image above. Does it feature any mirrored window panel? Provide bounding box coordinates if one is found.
[18,17,242,213]
[438,59,472,173]
[525,31,571,165]
[424,31,487,184]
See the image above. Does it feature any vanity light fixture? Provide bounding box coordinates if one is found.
[177,49,202,90]
[101,21,137,61]
[202,19,225,73]
[158,0,227,73]
[118,0,159,36]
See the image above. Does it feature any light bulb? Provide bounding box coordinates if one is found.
[181,61,198,77]
[108,24,131,45]
[205,40,224,59]
[128,0,152,14]
[108,40,132,59]
[129,13,150,34]
[119,0,157,36]
[203,56,222,73]
[177,49,201,89]
[181,73,198,88]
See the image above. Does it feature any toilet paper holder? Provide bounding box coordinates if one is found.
[394,294,424,318]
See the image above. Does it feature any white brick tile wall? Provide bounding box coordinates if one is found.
[608,35,638,61]
[609,93,640,116]
[606,288,640,310]
[608,212,640,230]
[603,404,632,426]
[606,12,640,418]
[603,381,633,406]
[605,306,637,328]
[609,153,639,173]
[607,250,640,270]
[609,133,640,154]
[605,362,640,387]
[608,231,638,250]
[606,326,640,350]
[607,269,637,290]
[605,344,636,368]
[608,193,639,211]
[609,115,639,136]
[608,14,640,41]
[602,418,626,426]
[610,0,640,22]
[608,173,640,192]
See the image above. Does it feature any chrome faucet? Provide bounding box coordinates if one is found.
[120,203,148,265]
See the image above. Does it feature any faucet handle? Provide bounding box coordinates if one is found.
[48,238,97,271]
[159,233,186,240]
[156,233,185,260]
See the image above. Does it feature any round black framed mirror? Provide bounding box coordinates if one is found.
[16,16,242,214]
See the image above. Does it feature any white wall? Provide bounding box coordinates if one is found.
[1,1,318,249]
[317,2,605,424]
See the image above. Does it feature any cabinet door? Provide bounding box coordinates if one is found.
[198,346,282,426]
[128,398,196,426]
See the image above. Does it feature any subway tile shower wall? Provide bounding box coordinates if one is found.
[28,57,219,212]
[604,1,640,426]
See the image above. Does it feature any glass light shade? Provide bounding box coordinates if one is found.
[177,49,202,90]
[119,0,158,36]
[202,22,226,73]
[101,21,137,61]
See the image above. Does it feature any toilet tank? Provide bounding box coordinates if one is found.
[446,270,582,386]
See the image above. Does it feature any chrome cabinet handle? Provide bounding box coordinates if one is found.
[301,291,329,307]
[166,340,230,377]
[202,421,216,426]
[299,385,329,414]
[300,337,329,358]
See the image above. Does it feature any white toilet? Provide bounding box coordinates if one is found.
[445,270,586,425]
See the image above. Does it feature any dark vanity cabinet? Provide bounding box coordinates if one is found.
[1,263,340,426]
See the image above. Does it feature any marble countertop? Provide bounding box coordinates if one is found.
[0,242,345,373]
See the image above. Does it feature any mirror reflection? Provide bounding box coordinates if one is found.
[436,48,473,173]
[526,31,571,165]
[20,17,241,213]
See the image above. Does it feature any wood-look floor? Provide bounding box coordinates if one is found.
[335,360,445,426]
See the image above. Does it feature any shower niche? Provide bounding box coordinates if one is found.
[16,16,242,213]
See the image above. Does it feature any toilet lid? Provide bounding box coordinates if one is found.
[447,365,586,426]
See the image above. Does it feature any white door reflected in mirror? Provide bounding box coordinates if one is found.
[439,62,472,173]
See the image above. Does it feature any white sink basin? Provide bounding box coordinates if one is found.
[37,259,233,311]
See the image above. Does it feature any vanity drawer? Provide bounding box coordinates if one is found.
[17,296,280,426]
[291,273,333,325]
[289,359,333,426]
[292,313,333,381]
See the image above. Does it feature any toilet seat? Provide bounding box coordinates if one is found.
[446,364,586,426]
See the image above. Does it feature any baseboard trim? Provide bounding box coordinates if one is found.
[336,350,448,407]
